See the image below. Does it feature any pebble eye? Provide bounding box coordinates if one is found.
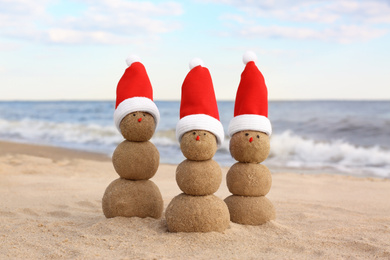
[143,114,146,117]
[133,113,136,116]
[257,135,260,138]
[204,133,206,135]
[245,133,249,136]
[193,132,196,135]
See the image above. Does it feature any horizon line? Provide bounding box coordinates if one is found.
[1,99,389,102]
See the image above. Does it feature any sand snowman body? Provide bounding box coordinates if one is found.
[225,52,275,225]
[225,131,275,225]
[165,59,230,232]
[102,57,163,219]
[166,130,229,232]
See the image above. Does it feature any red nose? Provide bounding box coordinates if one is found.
[138,118,142,122]
[196,136,200,141]
[249,137,253,143]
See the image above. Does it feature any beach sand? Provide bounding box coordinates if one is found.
[1,141,389,259]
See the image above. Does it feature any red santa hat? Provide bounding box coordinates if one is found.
[113,55,160,133]
[228,51,272,137]
[176,58,224,146]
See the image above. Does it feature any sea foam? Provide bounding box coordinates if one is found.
[268,131,390,177]
[1,100,390,178]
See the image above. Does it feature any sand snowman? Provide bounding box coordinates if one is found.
[224,51,275,225]
[165,58,230,232]
[102,55,163,219]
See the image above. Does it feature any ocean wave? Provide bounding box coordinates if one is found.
[268,131,390,177]
[0,118,122,154]
[1,117,389,178]
[151,129,390,177]
[152,129,177,146]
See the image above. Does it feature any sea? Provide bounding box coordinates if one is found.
[0,100,389,178]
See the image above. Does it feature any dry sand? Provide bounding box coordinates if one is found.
[1,140,390,259]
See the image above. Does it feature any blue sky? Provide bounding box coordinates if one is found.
[1,0,390,101]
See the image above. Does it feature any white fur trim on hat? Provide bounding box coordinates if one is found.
[189,58,204,70]
[126,54,141,67]
[114,97,160,133]
[228,114,272,137]
[243,51,257,65]
[176,114,225,147]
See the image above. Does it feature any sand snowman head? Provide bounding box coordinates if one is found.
[120,111,155,142]
[113,55,160,142]
[228,51,272,163]
[176,58,224,161]
[230,130,270,163]
[180,130,217,161]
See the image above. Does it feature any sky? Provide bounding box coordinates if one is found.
[1,0,390,101]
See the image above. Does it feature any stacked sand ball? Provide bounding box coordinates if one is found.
[102,55,163,219]
[224,51,276,225]
[165,58,230,232]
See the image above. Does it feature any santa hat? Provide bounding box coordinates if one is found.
[113,55,160,133]
[176,58,224,146]
[228,51,272,137]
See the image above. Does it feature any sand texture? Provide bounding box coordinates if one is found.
[165,193,230,233]
[102,178,163,219]
[1,140,390,259]
[224,195,276,225]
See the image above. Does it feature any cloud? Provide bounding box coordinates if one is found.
[325,1,390,24]
[0,42,22,51]
[0,0,183,45]
[212,0,390,23]
[236,24,387,43]
[0,0,50,36]
[0,0,49,15]
[57,1,183,34]
[214,0,390,42]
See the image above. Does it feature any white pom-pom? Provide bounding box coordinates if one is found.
[126,54,141,67]
[189,58,204,70]
[242,51,257,65]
